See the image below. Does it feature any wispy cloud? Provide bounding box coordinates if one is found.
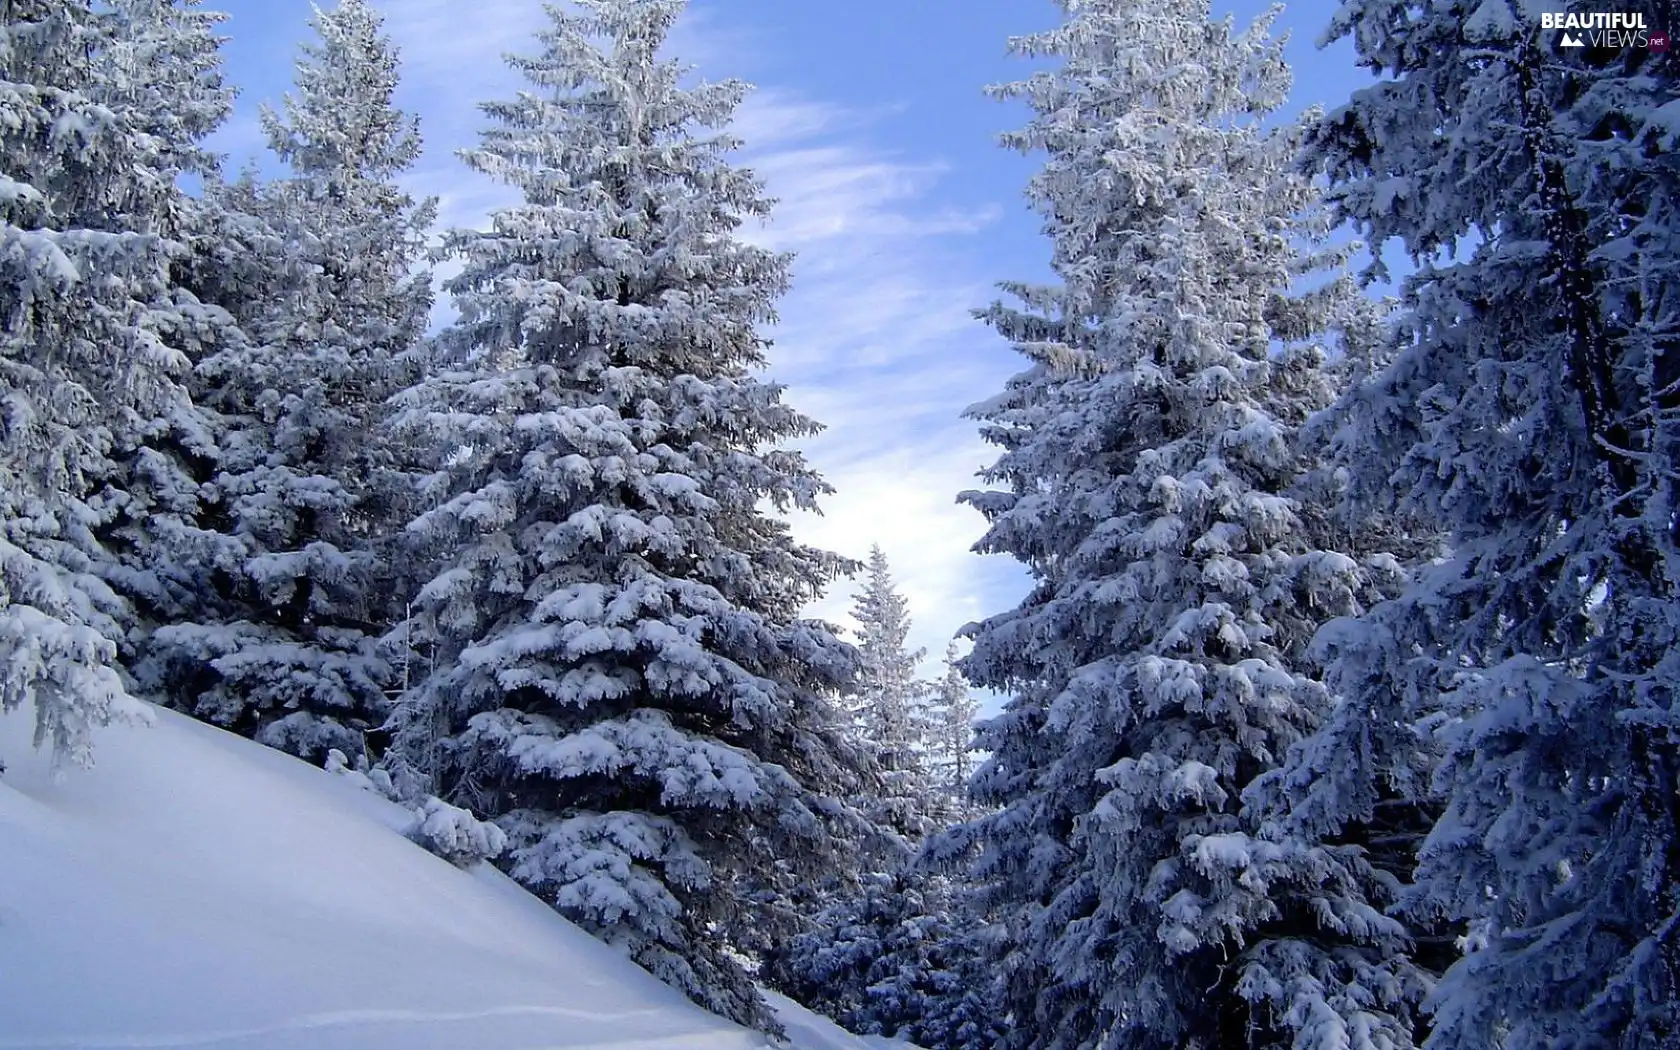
[381,0,538,220]
[205,111,268,172]
[725,96,1026,674]
[382,0,547,86]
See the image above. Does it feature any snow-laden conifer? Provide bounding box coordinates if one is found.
[934,2,1428,1047]
[0,1,231,763]
[100,0,232,186]
[139,0,435,762]
[767,554,984,1040]
[1236,286,1457,1045]
[385,0,864,1031]
[1309,3,1680,1046]
[927,639,982,810]
[90,0,251,695]
[771,867,1006,1050]
[848,544,938,837]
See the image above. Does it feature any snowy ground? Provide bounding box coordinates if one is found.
[0,704,909,1050]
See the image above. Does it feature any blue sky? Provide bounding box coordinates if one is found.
[209,0,1373,691]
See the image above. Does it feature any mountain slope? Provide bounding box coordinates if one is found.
[0,704,903,1050]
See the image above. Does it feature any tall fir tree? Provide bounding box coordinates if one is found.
[0,0,230,763]
[92,0,249,703]
[1239,282,1457,1046]
[1308,1,1680,1046]
[849,543,938,837]
[934,1,1429,1047]
[137,0,435,763]
[385,0,865,1030]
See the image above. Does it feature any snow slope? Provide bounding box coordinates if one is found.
[0,704,905,1050]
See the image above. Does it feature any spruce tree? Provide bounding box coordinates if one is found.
[767,552,989,1043]
[849,543,937,837]
[1309,2,1680,1046]
[92,0,251,700]
[138,0,435,762]
[928,639,982,810]
[0,0,229,763]
[937,2,1426,1047]
[770,867,1006,1050]
[1239,289,1456,1046]
[386,0,863,1030]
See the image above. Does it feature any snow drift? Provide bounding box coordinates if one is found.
[0,703,902,1050]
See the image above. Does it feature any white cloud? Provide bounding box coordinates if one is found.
[380,0,546,84]
[787,438,1026,671]
[725,99,1027,675]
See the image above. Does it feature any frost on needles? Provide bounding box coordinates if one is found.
[1309,0,1680,1045]
[0,0,230,765]
[934,1,1433,1047]
[381,0,868,1032]
[127,0,436,765]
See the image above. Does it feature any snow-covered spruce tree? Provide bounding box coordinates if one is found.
[384,0,864,1031]
[763,545,936,1012]
[100,0,231,183]
[931,2,1428,1048]
[89,0,252,700]
[138,0,435,762]
[0,0,229,763]
[1309,3,1680,1047]
[928,638,983,811]
[771,867,1007,1050]
[848,543,939,837]
[1239,283,1459,1040]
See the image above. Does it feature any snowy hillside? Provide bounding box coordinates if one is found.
[0,705,905,1050]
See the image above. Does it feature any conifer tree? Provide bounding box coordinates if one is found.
[1238,289,1456,1045]
[0,0,229,763]
[767,552,986,1043]
[93,0,249,693]
[928,639,982,809]
[139,0,435,762]
[386,0,864,1030]
[849,544,937,837]
[1308,2,1680,1046]
[935,2,1427,1047]
[770,867,1006,1050]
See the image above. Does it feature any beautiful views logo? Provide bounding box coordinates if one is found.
[1539,10,1662,49]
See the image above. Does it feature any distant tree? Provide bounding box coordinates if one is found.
[765,552,993,1041]
[927,639,982,810]
[849,544,939,837]
[384,0,866,1031]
